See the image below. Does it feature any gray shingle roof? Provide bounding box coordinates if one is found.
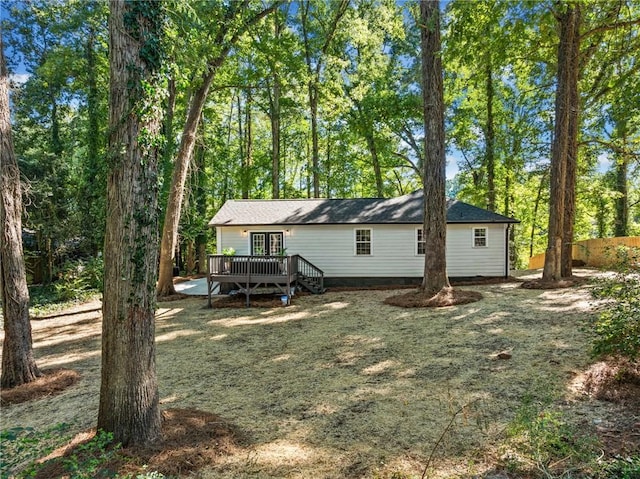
[209,190,519,226]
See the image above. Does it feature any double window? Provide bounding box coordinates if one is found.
[250,232,284,255]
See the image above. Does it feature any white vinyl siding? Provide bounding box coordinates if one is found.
[217,223,508,278]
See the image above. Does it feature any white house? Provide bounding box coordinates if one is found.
[208,190,519,287]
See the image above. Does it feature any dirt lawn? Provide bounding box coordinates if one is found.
[2,274,636,478]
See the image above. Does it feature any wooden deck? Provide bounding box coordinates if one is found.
[207,254,324,307]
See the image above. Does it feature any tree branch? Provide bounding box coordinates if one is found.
[582,18,640,38]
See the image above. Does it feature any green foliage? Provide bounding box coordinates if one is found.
[597,456,640,479]
[53,257,104,301]
[591,247,640,360]
[503,395,598,477]
[28,256,103,315]
[59,430,120,479]
[502,392,640,479]
[0,423,72,478]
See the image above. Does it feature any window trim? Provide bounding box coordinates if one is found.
[472,227,488,248]
[354,228,372,256]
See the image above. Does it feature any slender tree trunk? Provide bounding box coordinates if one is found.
[309,87,320,198]
[98,0,164,446]
[485,57,496,212]
[1,36,41,389]
[613,120,629,237]
[530,171,548,259]
[244,89,254,199]
[420,0,450,295]
[543,2,579,282]
[270,13,282,199]
[194,127,208,274]
[270,76,281,199]
[365,130,384,197]
[157,71,215,296]
[159,74,177,216]
[84,19,103,254]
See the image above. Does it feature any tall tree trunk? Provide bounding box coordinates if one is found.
[530,170,548,259]
[543,2,579,282]
[484,57,496,212]
[300,0,349,199]
[560,4,581,279]
[159,74,177,216]
[1,36,41,389]
[270,12,282,199]
[309,87,320,198]
[420,0,450,295]
[613,119,629,237]
[365,130,384,197]
[84,19,103,254]
[156,4,278,296]
[98,0,164,446]
[270,76,281,199]
[242,89,254,199]
[157,71,215,297]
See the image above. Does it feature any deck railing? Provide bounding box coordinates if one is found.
[206,254,324,306]
[208,254,291,277]
[293,255,324,292]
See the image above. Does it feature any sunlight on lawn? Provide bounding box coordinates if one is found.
[156,329,201,342]
[38,349,101,368]
[209,310,311,327]
[156,307,184,319]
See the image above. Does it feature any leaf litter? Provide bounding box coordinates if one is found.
[1,271,638,478]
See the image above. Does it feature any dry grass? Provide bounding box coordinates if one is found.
[1,271,638,478]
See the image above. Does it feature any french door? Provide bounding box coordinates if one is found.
[250,232,284,256]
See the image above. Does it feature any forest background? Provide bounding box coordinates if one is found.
[3,0,639,285]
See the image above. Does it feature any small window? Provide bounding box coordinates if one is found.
[473,227,487,247]
[417,228,425,255]
[355,229,372,255]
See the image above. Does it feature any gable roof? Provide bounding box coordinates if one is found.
[209,190,519,227]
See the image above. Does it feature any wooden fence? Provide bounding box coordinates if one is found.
[528,236,640,269]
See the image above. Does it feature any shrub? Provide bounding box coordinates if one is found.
[591,246,640,360]
[503,395,597,476]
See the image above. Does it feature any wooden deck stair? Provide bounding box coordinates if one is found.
[294,255,325,294]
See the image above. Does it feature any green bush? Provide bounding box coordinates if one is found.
[591,247,640,360]
[54,256,104,301]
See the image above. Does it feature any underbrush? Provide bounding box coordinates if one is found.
[28,257,103,316]
[590,246,639,360]
[1,426,166,479]
[498,392,639,479]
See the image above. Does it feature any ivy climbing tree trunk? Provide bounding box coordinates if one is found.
[419,0,450,296]
[98,0,165,447]
[1,35,41,389]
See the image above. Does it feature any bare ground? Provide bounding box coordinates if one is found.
[1,270,639,478]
